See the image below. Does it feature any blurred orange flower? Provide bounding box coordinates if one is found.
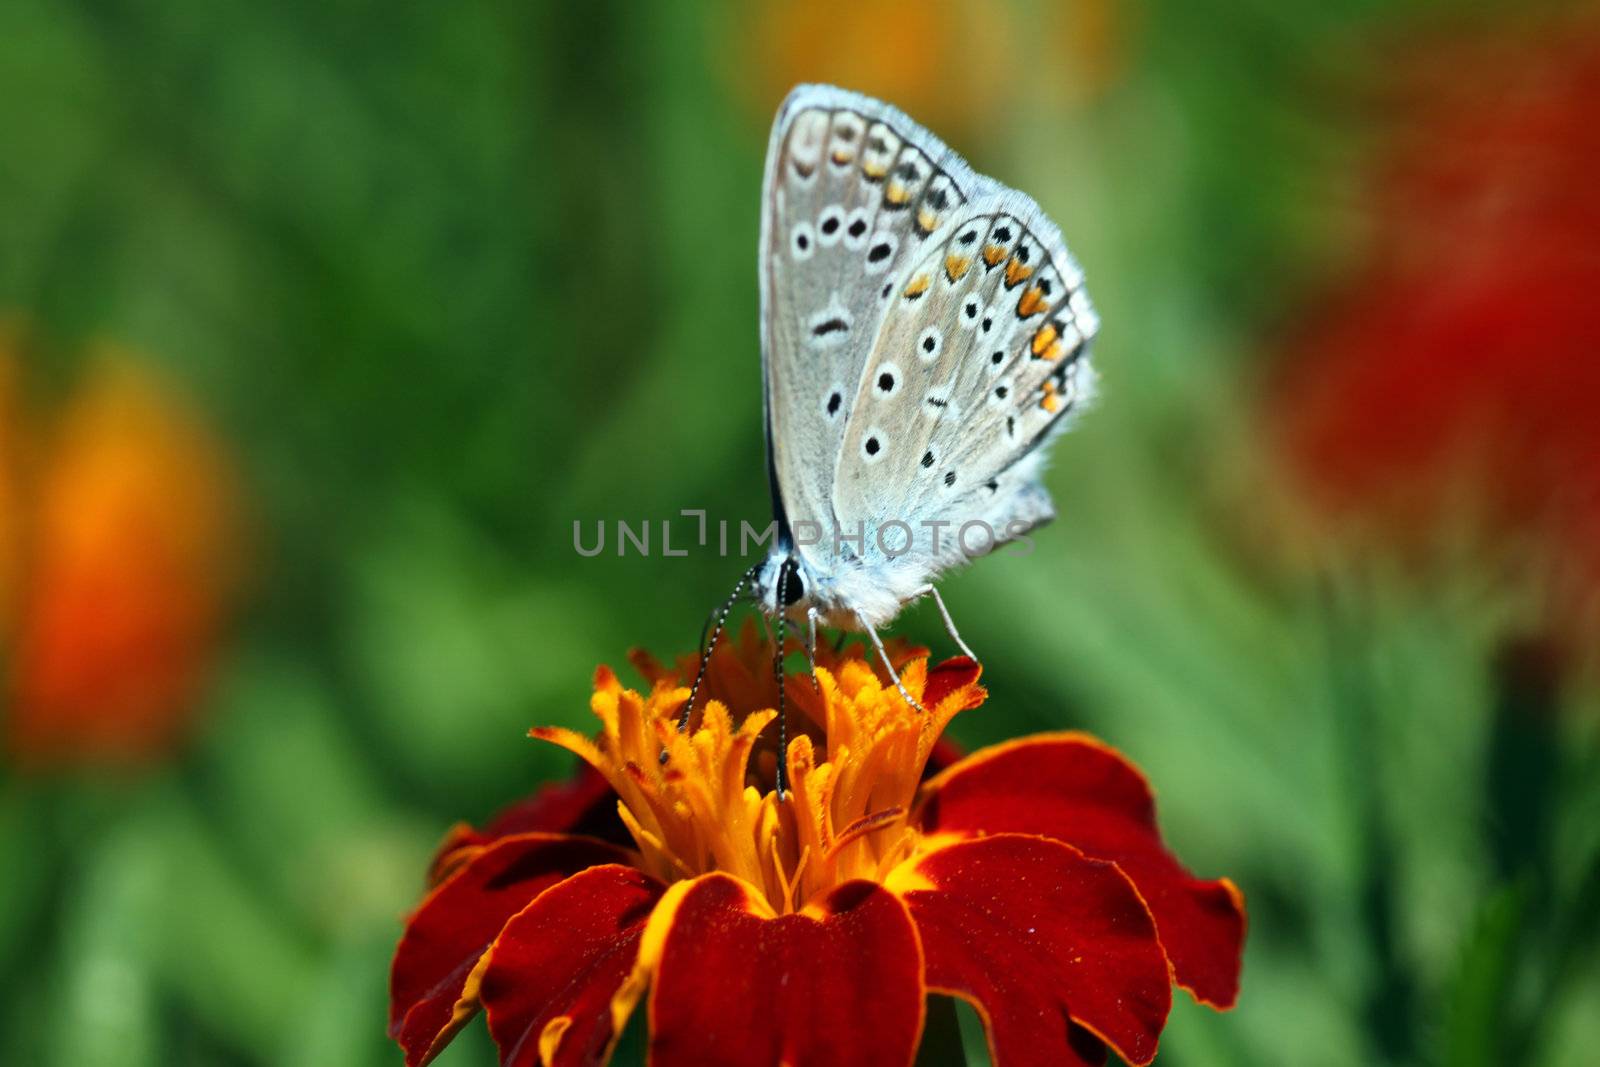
[1272,16,1600,627]
[729,0,1127,143]
[2,343,240,767]
[0,330,24,637]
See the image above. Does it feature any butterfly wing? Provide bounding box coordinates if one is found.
[760,85,992,556]
[831,191,1099,574]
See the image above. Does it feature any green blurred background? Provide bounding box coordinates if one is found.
[3,1,1598,1064]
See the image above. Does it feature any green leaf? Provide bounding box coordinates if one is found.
[1441,884,1526,1067]
[916,996,971,1067]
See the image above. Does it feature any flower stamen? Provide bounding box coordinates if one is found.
[533,623,979,912]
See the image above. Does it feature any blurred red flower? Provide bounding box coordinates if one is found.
[389,630,1244,1067]
[2,342,240,767]
[1273,16,1600,622]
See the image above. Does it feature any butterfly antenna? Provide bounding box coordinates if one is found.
[673,562,760,739]
[773,563,791,799]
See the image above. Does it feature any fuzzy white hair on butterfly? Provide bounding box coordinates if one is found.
[681,85,1099,786]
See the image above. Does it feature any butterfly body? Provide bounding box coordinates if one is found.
[752,85,1099,643]
[753,545,921,632]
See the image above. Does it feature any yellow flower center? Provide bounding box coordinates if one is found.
[532,626,976,913]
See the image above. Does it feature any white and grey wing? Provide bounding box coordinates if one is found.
[831,191,1099,570]
[759,84,994,550]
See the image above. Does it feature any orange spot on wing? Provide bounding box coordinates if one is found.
[886,182,912,206]
[982,244,1007,267]
[863,160,888,179]
[904,274,932,298]
[831,149,854,166]
[917,207,939,233]
[944,255,972,282]
[1005,258,1034,288]
[1017,287,1050,317]
[1040,380,1061,412]
[1031,325,1059,358]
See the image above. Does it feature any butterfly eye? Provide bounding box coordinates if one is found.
[779,558,807,606]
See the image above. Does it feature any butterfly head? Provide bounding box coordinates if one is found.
[755,552,809,617]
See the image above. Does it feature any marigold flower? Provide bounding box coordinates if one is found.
[1271,16,1600,627]
[389,627,1245,1067]
[3,351,240,766]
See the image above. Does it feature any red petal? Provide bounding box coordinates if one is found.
[429,764,625,885]
[889,834,1170,1067]
[389,834,635,1067]
[482,864,665,1067]
[647,875,925,1067]
[923,655,983,709]
[919,734,1246,1008]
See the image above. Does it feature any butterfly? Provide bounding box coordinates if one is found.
[682,85,1099,786]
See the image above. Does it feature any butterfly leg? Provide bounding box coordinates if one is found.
[802,606,824,706]
[860,614,927,714]
[914,584,977,661]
